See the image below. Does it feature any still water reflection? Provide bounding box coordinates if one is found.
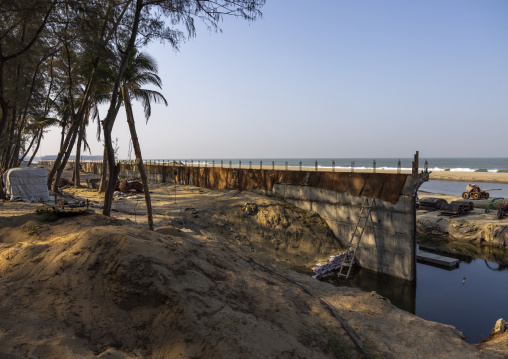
[340,239,508,343]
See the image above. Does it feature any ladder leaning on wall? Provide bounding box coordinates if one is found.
[337,198,375,280]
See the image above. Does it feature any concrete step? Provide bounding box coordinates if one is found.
[417,250,459,268]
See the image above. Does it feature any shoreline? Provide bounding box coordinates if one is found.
[427,171,508,184]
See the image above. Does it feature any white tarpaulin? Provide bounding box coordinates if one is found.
[3,167,50,202]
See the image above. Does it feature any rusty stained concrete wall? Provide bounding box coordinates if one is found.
[73,162,422,281]
[272,183,418,281]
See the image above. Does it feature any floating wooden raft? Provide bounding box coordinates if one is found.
[417,250,459,268]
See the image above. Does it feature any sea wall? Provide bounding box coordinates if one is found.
[54,161,427,281]
[272,183,417,280]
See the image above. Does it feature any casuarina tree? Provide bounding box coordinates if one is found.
[100,0,266,220]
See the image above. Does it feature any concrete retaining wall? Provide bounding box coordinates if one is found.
[271,184,416,280]
[50,161,427,281]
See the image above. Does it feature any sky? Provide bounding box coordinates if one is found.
[38,0,508,160]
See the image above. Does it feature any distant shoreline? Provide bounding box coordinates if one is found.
[427,171,508,184]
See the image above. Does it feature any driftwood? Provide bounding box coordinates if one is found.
[118,179,143,193]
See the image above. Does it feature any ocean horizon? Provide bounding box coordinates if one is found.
[95,157,508,173]
[39,156,508,173]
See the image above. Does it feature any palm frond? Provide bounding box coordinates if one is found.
[130,89,168,122]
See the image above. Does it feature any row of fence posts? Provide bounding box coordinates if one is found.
[74,158,428,174]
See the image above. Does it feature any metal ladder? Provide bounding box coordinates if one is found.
[337,198,375,280]
[228,170,238,189]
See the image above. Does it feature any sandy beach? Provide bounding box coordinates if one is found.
[1,168,508,358]
[427,171,508,183]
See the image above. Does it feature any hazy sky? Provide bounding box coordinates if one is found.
[39,0,508,160]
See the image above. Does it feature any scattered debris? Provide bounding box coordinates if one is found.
[66,200,86,208]
[86,178,101,189]
[41,202,90,215]
[243,202,258,215]
[497,203,508,220]
[118,179,143,193]
[312,251,353,279]
[451,200,475,212]
[59,178,73,187]
[418,197,448,211]
[440,201,474,216]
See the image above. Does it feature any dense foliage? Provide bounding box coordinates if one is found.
[0,0,265,222]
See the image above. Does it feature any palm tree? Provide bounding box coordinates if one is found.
[120,50,168,230]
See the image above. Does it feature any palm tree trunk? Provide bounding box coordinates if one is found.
[2,107,17,170]
[121,86,153,230]
[99,101,122,193]
[51,119,81,193]
[73,109,88,187]
[98,146,108,193]
[102,0,143,217]
[20,132,38,165]
[27,130,43,167]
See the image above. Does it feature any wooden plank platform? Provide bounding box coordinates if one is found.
[417,250,459,268]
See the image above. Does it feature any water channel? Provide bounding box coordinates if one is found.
[420,180,508,198]
[341,238,508,343]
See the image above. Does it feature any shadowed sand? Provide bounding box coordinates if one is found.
[1,167,508,358]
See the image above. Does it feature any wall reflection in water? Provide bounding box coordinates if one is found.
[329,237,508,316]
[328,236,508,343]
[341,269,416,313]
[418,236,508,270]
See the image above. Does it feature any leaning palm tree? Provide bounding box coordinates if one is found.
[120,50,168,230]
